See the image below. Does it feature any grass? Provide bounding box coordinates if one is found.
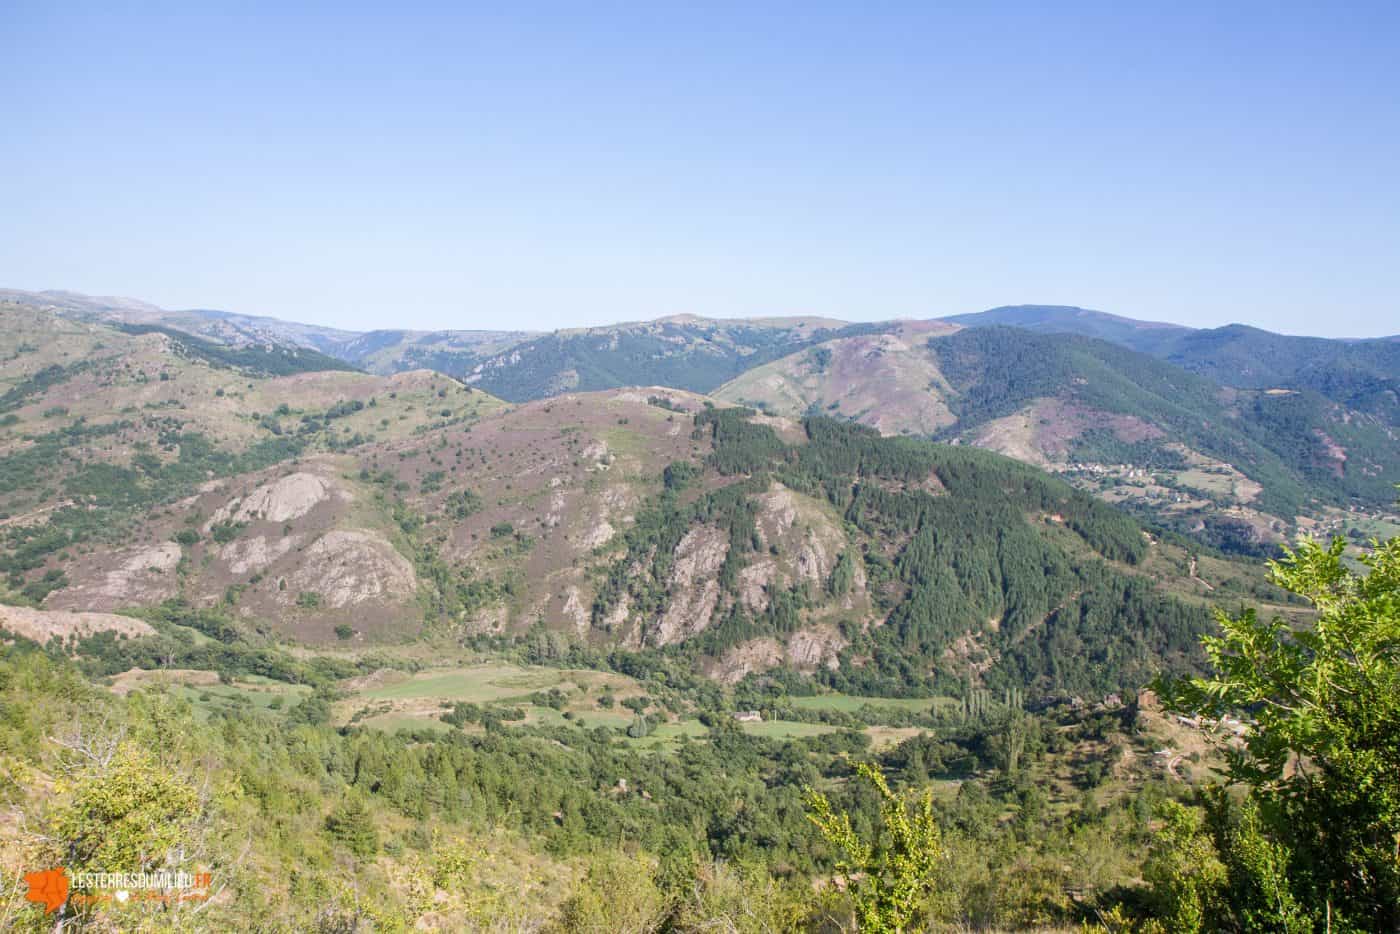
[628,718,711,750]
[739,719,839,739]
[360,712,454,733]
[864,725,929,751]
[173,678,311,720]
[1175,468,1236,497]
[524,706,633,729]
[343,660,653,736]
[787,693,955,716]
[361,663,568,702]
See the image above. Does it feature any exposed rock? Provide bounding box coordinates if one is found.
[126,542,182,574]
[737,559,776,611]
[209,472,337,526]
[599,593,631,632]
[561,587,589,635]
[786,624,846,670]
[712,638,784,684]
[579,519,616,551]
[285,530,416,609]
[645,525,731,646]
[711,625,846,683]
[668,526,729,589]
[544,489,568,529]
[66,542,184,608]
[794,532,834,584]
[652,579,720,647]
[756,486,798,544]
[0,605,155,644]
[221,534,302,576]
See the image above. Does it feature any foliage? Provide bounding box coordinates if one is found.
[326,793,380,857]
[558,851,666,933]
[804,763,943,932]
[1140,799,1229,931]
[595,408,1207,696]
[49,740,201,873]
[1159,532,1400,929]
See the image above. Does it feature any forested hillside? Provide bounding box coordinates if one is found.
[463,317,878,401]
[947,305,1400,418]
[720,324,1400,555]
[928,327,1400,511]
[1,299,1391,931]
[590,406,1268,697]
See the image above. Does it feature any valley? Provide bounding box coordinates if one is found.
[0,294,1393,930]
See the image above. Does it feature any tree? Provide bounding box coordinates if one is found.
[558,851,665,933]
[804,763,943,933]
[51,740,199,872]
[326,794,379,857]
[1141,799,1228,930]
[1159,533,1400,929]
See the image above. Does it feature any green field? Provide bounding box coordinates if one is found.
[362,664,570,702]
[359,712,454,734]
[174,677,312,720]
[524,706,633,730]
[739,719,839,739]
[787,693,954,716]
[629,719,711,750]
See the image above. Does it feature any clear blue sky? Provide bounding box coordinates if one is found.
[3,1,1397,336]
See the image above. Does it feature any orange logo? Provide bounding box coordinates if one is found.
[23,867,68,914]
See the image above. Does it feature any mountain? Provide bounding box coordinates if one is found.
[1159,324,1400,419]
[0,298,1367,930]
[943,304,1193,354]
[0,287,362,353]
[330,327,534,376]
[946,304,1400,417]
[0,287,534,377]
[0,301,1287,697]
[459,314,873,402]
[718,325,1400,552]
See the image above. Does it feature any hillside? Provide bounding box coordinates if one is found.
[0,300,1363,932]
[710,320,961,434]
[0,287,362,353]
[0,302,508,613]
[12,287,1397,556]
[943,304,1193,354]
[459,315,872,401]
[947,304,1400,417]
[0,287,535,379]
[1159,323,1400,419]
[0,303,1295,696]
[719,325,1400,553]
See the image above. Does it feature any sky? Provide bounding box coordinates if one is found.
[2,1,1397,337]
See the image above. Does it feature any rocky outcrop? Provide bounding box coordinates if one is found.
[208,472,338,526]
[737,559,777,611]
[221,534,302,576]
[648,526,729,646]
[50,542,182,610]
[710,624,846,683]
[0,605,155,644]
[561,586,589,635]
[285,530,416,609]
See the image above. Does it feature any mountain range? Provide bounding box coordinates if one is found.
[6,289,1396,556]
[2,298,1296,696]
[1,287,1392,927]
